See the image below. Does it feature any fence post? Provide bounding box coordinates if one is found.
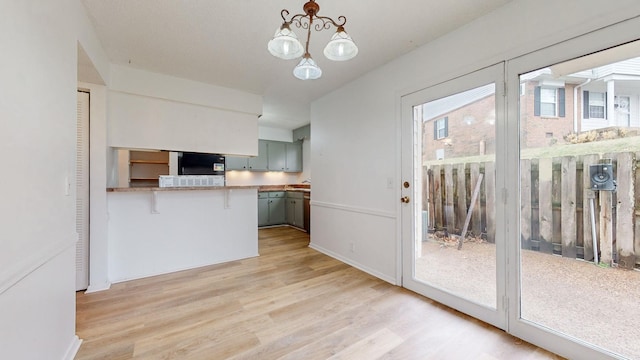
[616,152,636,269]
[599,189,614,266]
[444,165,455,234]
[456,163,467,235]
[582,154,600,261]
[538,158,554,253]
[432,165,443,231]
[560,156,577,258]
[470,163,482,236]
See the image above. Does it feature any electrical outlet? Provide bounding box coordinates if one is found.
[349,242,355,252]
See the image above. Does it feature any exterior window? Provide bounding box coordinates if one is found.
[589,92,606,118]
[534,86,565,117]
[540,88,557,117]
[433,117,448,139]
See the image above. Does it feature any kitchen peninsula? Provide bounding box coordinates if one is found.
[106,185,259,282]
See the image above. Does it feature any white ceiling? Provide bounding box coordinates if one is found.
[80,0,513,130]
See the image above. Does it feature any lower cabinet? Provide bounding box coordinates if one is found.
[258,191,286,226]
[258,191,305,229]
[268,192,286,225]
[258,193,269,227]
[286,192,305,229]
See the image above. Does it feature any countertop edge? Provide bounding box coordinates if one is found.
[107,186,260,192]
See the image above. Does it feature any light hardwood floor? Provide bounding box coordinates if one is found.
[76,227,563,359]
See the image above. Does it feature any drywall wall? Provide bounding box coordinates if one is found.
[108,65,262,155]
[0,0,105,358]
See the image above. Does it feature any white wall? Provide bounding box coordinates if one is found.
[310,0,640,283]
[108,65,262,155]
[0,0,91,358]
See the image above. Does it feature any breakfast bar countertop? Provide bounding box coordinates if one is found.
[107,185,260,192]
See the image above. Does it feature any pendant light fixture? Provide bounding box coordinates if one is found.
[267,0,358,80]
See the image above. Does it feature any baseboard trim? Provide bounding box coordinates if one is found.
[63,335,82,360]
[309,242,397,285]
[311,200,396,219]
[0,235,76,295]
[85,281,112,293]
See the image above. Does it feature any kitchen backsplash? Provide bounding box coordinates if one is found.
[225,170,304,186]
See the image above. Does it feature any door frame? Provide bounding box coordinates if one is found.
[400,62,508,330]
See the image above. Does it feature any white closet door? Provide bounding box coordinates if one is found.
[76,91,90,291]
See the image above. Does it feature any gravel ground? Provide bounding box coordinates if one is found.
[416,238,640,359]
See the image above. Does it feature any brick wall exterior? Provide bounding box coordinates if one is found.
[520,82,576,149]
[423,81,577,161]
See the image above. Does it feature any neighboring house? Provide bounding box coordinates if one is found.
[423,57,640,160]
[422,84,496,161]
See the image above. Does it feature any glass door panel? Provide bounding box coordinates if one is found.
[402,63,506,329]
[518,43,640,359]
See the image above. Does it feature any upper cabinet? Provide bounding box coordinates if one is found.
[227,140,269,170]
[227,140,302,173]
[248,140,269,171]
[267,141,286,171]
[285,141,302,172]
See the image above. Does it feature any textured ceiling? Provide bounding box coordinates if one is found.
[80,0,513,130]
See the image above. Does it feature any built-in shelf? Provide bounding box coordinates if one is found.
[129,151,170,187]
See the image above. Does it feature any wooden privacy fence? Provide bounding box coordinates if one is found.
[424,152,640,269]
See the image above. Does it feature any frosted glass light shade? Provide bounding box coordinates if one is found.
[323,29,358,61]
[293,55,322,80]
[267,24,304,60]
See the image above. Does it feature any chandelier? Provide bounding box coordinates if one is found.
[267,0,358,80]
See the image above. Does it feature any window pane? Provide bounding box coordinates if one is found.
[589,105,604,118]
[418,83,497,309]
[540,88,556,102]
[520,49,640,359]
[590,92,605,105]
[540,103,556,117]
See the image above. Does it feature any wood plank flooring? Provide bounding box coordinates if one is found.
[75,227,563,359]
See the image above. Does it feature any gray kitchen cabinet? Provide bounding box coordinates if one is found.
[248,140,268,171]
[267,141,286,171]
[286,191,305,229]
[268,191,286,225]
[228,140,302,173]
[226,156,249,170]
[285,141,302,172]
[258,193,269,226]
[258,191,286,226]
[226,140,268,171]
